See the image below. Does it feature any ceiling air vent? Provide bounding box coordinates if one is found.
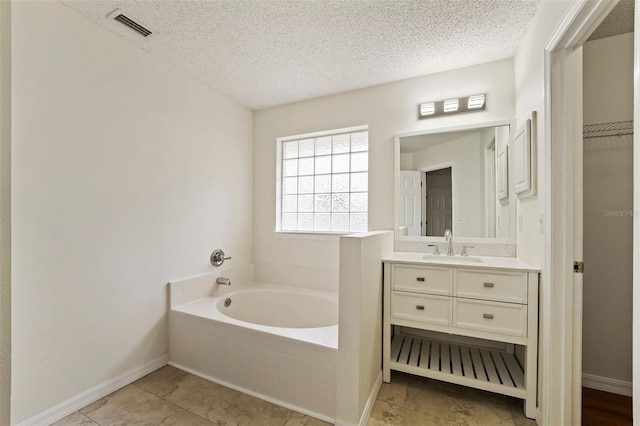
[109,9,152,37]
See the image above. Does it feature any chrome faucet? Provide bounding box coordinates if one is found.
[444,229,454,256]
[216,277,231,286]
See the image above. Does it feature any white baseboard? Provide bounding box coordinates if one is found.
[169,362,335,424]
[359,372,382,426]
[334,371,382,426]
[18,354,168,426]
[582,373,632,397]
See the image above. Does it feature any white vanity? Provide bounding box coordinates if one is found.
[382,253,540,419]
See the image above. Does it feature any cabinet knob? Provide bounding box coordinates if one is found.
[416,277,425,282]
[483,282,494,288]
[416,305,425,310]
[483,313,494,319]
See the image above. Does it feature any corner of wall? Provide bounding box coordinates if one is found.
[0,0,11,424]
[336,231,393,425]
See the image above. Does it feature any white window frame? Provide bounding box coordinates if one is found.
[275,125,369,235]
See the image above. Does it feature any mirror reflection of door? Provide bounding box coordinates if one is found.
[398,170,421,236]
[424,167,452,236]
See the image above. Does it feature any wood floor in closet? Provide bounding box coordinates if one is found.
[582,387,632,426]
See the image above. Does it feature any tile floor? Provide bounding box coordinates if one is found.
[54,365,536,426]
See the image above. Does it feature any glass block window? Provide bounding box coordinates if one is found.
[277,126,368,233]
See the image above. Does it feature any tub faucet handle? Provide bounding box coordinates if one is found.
[210,249,231,267]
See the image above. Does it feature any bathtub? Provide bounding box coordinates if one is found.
[169,281,338,421]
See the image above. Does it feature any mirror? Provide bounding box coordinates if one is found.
[395,121,514,241]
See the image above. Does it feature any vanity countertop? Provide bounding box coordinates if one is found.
[382,252,540,272]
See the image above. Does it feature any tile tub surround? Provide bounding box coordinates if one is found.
[168,274,338,422]
[169,311,337,421]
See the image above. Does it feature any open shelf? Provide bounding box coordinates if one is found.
[390,333,526,399]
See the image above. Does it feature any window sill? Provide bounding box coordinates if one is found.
[273,231,352,240]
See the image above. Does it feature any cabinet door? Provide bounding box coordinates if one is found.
[497,146,508,200]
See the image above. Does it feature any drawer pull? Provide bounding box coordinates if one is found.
[416,277,425,282]
[416,305,425,310]
[483,313,494,319]
[483,282,495,288]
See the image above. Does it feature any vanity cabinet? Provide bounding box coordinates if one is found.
[382,255,540,419]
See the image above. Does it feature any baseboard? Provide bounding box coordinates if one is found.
[536,407,543,425]
[169,362,335,424]
[359,372,382,426]
[334,371,382,426]
[18,354,168,426]
[582,373,632,397]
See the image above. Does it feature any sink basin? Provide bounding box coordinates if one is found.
[422,254,483,263]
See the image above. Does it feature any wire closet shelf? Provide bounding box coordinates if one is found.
[583,120,633,139]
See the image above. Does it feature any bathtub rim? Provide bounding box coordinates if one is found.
[171,282,338,349]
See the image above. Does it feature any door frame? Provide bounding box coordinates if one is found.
[543,0,625,425]
[634,6,639,423]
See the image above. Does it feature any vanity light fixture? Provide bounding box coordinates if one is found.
[418,94,486,119]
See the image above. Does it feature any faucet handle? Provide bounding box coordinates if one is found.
[428,244,440,255]
[461,246,474,256]
[210,249,232,267]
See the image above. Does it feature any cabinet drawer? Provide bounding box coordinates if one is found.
[454,299,527,337]
[455,269,527,304]
[391,292,451,326]
[392,264,452,296]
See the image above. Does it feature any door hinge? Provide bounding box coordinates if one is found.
[573,261,584,274]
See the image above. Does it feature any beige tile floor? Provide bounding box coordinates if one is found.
[54,365,536,426]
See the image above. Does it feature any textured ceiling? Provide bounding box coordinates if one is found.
[588,0,634,41]
[60,0,540,110]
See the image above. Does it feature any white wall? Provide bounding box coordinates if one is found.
[0,1,11,424]
[11,2,253,423]
[253,59,515,291]
[513,0,573,417]
[582,33,634,386]
[584,33,634,125]
[411,133,484,237]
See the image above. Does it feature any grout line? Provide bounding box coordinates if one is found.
[129,381,218,425]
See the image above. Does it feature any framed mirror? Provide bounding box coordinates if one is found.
[394,120,515,242]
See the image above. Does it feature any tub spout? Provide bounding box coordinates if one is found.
[216,277,231,286]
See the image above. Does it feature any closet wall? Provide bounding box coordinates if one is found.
[583,32,634,392]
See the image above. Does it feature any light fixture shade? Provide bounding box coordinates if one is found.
[443,99,459,112]
[420,102,435,116]
[418,94,486,119]
[468,94,486,109]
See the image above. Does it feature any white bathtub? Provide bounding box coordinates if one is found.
[169,281,338,421]
[218,288,338,329]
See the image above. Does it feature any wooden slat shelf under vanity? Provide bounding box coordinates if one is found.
[390,333,526,399]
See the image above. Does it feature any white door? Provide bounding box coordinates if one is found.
[398,171,421,236]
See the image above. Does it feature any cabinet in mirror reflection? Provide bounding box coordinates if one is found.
[396,122,513,240]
